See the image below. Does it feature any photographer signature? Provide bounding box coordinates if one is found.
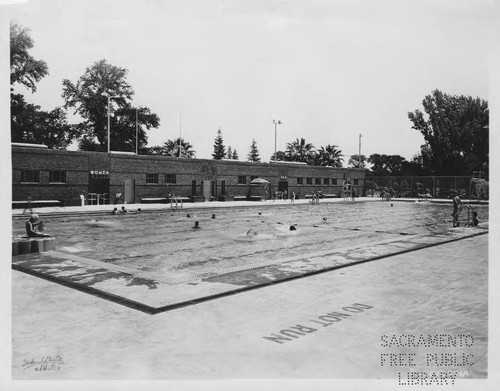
[22,355,65,371]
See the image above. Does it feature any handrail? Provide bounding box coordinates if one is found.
[459,204,474,227]
[170,196,184,210]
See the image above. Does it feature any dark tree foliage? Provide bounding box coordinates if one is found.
[408,90,488,176]
[226,146,233,159]
[247,139,261,162]
[270,150,287,162]
[315,145,344,167]
[148,138,196,158]
[10,22,48,93]
[62,59,160,152]
[285,138,315,164]
[10,22,75,148]
[212,128,226,159]
[347,154,366,169]
[11,93,76,149]
[367,154,408,176]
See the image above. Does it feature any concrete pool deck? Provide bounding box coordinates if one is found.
[12,196,381,217]
[11,234,488,383]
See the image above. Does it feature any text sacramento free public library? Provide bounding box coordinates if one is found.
[381,334,474,348]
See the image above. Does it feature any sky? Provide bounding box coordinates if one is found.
[3,0,498,164]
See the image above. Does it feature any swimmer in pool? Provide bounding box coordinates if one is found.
[193,221,200,229]
[25,214,51,237]
[112,207,118,215]
[120,206,128,214]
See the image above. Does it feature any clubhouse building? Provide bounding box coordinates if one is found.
[12,143,365,207]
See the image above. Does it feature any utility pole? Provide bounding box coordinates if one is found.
[358,133,363,168]
[178,114,182,158]
[135,108,139,154]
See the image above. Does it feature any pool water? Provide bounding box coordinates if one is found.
[13,201,489,277]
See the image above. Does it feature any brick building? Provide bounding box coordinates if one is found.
[12,144,365,206]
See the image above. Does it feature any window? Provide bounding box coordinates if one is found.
[238,175,247,184]
[297,177,303,185]
[166,174,177,184]
[21,170,40,183]
[332,178,338,185]
[353,179,359,185]
[250,175,258,181]
[146,173,159,183]
[306,178,312,185]
[324,178,329,185]
[315,178,321,185]
[49,170,66,183]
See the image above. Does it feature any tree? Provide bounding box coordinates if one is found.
[212,128,226,159]
[11,93,76,149]
[151,138,196,158]
[10,22,75,148]
[314,145,344,167]
[247,139,261,162]
[232,149,239,160]
[270,151,287,162]
[348,154,366,169]
[226,146,233,159]
[367,154,408,176]
[62,59,160,152]
[285,138,315,164]
[408,89,488,176]
[10,22,48,93]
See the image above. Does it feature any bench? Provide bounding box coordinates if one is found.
[305,194,340,199]
[234,196,262,201]
[141,198,168,204]
[12,200,62,209]
[167,197,192,203]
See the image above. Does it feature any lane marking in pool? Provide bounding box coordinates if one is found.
[46,233,448,285]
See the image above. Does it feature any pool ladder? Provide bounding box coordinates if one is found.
[170,196,183,210]
[459,204,475,227]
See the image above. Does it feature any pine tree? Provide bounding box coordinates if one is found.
[232,149,239,160]
[226,146,233,159]
[212,128,226,159]
[247,139,261,162]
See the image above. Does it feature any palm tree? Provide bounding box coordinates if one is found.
[161,137,196,158]
[285,138,315,163]
[315,144,344,167]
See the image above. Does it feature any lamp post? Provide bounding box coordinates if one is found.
[101,92,119,153]
[273,119,281,163]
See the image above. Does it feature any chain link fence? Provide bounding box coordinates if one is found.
[364,176,489,200]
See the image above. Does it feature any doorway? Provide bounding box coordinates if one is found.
[124,179,135,204]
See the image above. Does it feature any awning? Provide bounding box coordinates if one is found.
[250,178,270,185]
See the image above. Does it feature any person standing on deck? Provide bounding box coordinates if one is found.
[452,191,462,227]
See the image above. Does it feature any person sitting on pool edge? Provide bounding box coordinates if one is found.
[25,214,51,238]
[472,211,479,226]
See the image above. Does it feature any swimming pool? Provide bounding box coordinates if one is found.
[12,200,489,312]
